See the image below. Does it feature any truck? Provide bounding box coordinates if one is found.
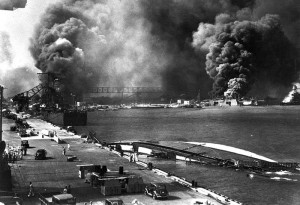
[0,195,23,205]
[38,192,76,205]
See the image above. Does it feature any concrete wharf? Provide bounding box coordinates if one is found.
[1,117,227,205]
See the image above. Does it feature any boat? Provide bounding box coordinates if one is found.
[108,140,300,173]
[131,104,165,109]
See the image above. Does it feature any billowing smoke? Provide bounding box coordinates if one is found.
[0,0,27,10]
[0,0,59,98]
[1,67,38,97]
[193,12,298,98]
[0,32,38,97]
[138,0,256,97]
[30,0,258,99]
[0,32,12,65]
[253,0,300,50]
[29,0,170,98]
[2,0,299,100]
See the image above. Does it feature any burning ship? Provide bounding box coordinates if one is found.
[281,84,300,105]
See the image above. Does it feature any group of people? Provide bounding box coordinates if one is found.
[2,145,24,163]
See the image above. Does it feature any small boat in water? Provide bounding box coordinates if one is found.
[131,104,165,109]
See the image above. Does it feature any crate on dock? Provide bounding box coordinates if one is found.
[127,176,144,184]
[126,184,136,193]
[125,181,145,194]
[137,183,145,193]
[101,186,121,196]
[103,179,120,187]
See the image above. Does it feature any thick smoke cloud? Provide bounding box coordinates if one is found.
[0,0,27,10]
[0,32,37,97]
[253,0,300,49]
[28,0,300,99]
[30,0,169,98]
[0,0,60,98]
[139,0,256,97]
[193,7,299,98]
[1,67,38,97]
[30,0,256,99]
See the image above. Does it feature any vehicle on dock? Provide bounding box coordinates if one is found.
[0,195,23,205]
[193,199,209,204]
[144,183,168,200]
[105,198,125,205]
[39,192,76,205]
[35,149,47,160]
[66,126,77,134]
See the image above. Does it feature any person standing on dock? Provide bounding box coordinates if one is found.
[67,144,70,151]
[63,186,68,194]
[67,185,71,194]
[62,146,66,155]
[28,182,34,197]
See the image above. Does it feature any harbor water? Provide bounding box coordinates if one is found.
[72,106,300,205]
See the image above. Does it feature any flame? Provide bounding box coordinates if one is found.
[282,83,300,103]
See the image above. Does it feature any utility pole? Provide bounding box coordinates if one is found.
[0,85,4,142]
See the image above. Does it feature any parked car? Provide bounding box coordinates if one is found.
[66,126,77,134]
[105,198,124,205]
[39,192,76,205]
[144,183,168,200]
[0,195,23,205]
[35,149,47,160]
[193,199,209,204]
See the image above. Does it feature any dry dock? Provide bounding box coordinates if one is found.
[2,117,228,205]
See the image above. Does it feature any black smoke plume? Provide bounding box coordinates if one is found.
[29,3,102,98]
[29,0,299,100]
[193,13,298,98]
[139,0,256,98]
[30,0,170,99]
[30,0,256,99]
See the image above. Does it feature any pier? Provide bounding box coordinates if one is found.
[1,117,228,205]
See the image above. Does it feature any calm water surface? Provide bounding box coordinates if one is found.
[74,106,300,205]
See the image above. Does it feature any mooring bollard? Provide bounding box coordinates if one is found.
[148,162,153,170]
[192,180,197,187]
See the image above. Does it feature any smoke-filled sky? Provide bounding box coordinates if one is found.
[0,0,299,99]
[0,0,59,97]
